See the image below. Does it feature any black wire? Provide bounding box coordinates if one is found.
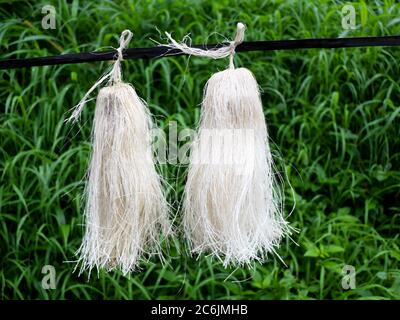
[1,35,400,70]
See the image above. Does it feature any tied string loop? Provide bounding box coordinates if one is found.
[162,22,245,69]
[229,23,245,69]
[67,29,133,122]
[110,29,133,84]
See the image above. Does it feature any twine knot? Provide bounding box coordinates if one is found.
[116,29,133,62]
[67,29,133,122]
[229,23,245,69]
[111,29,133,84]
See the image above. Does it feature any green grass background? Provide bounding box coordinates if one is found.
[1,0,399,299]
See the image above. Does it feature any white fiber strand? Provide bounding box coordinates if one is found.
[162,22,245,68]
[183,67,290,267]
[71,30,171,275]
[76,83,171,275]
[167,22,290,265]
[67,29,133,123]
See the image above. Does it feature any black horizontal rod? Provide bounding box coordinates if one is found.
[1,35,400,70]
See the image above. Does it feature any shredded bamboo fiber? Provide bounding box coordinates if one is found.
[70,30,171,275]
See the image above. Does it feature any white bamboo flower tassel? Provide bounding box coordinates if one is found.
[70,30,172,275]
[165,23,290,266]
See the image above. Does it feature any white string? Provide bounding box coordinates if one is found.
[229,23,245,69]
[162,22,245,69]
[67,29,133,123]
[110,29,133,83]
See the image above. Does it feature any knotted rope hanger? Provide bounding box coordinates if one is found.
[1,32,400,70]
[67,29,133,122]
[161,22,246,69]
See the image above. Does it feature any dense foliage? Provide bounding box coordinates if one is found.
[0,0,399,299]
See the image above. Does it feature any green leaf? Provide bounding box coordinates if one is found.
[389,250,400,261]
[304,245,320,258]
[321,261,342,273]
[71,71,78,82]
[325,245,345,254]
[376,272,388,280]
[360,1,368,26]
[337,207,351,216]
[60,224,70,245]
[262,275,272,288]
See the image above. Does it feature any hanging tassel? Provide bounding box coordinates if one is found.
[69,30,172,275]
[163,23,291,266]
